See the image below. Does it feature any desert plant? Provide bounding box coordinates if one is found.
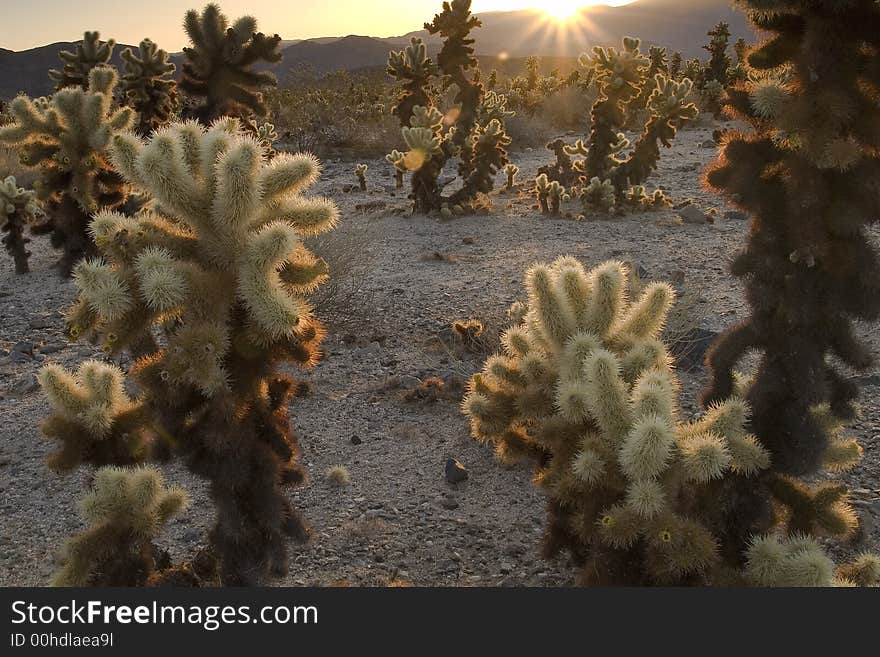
[179,3,282,130]
[504,163,518,190]
[355,163,368,191]
[0,67,134,276]
[46,118,339,585]
[52,466,187,586]
[120,39,178,135]
[1,175,42,273]
[463,257,876,585]
[533,173,567,216]
[255,121,278,157]
[703,22,732,87]
[386,150,406,188]
[49,31,116,91]
[669,52,683,79]
[387,0,511,213]
[702,0,880,554]
[537,38,697,214]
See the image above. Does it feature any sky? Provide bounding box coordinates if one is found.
[2,1,636,51]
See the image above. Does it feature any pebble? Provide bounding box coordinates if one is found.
[445,458,468,484]
[678,205,710,225]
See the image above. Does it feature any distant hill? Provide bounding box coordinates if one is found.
[1,0,755,98]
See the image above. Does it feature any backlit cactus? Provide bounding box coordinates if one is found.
[538,38,697,214]
[0,67,134,276]
[703,0,880,532]
[38,360,150,471]
[180,3,282,130]
[52,466,187,586]
[387,0,512,213]
[53,118,338,585]
[355,163,368,191]
[463,258,769,584]
[504,163,518,190]
[121,39,178,135]
[533,174,567,216]
[49,31,116,91]
[1,175,42,274]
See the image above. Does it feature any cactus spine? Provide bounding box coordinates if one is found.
[49,31,116,91]
[0,67,134,276]
[1,176,42,274]
[180,3,282,130]
[121,39,178,135]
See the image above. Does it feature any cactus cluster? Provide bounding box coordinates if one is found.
[533,174,568,216]
[180,3,282,130]
[537,38,697,217]
[0,67,134,276]
[386,0,512,214]
[702,0,880,538]
[49,31,116,91]
[1,175,43,273]
[464,257,877,585]
[120,39,178,135]
[41,118,338,585]
[52,466,188,586]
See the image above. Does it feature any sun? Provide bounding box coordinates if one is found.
[542,1,583,21]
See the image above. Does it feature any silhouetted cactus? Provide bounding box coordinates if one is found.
[52,466,187,586]
[121,39,178,135]
[1,175,42,273]
[702,0,880,558]
[504,163,518,190]
[49,31,116,91]
[538,38,697,214]
[387,0,511,213]
[703,22,732,87]
[463,258,771,584]
[0,67,134,276]
[179,3,282,130]
[42,119,338,586]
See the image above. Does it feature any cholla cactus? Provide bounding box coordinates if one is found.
[0,67,134,276]
[355,163,368,191]
[463,258,771,584]
[38,360,150,471]
[504,163,518,190]
[121,39,178,135]
[52,466,187,586]
[386,150,407,189]
[180,3,282,129]
[63,119,337,584]
[534,173,550,214]
[581,177,616,214]
[745,535,879,587]
[624,185,670,211]
[49,31,116,91]
[387,0,511,213]
[1,175,42,273]
[538,38,697,214]
[255,121,278,156]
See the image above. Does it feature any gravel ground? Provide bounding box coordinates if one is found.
[1,121,877,586]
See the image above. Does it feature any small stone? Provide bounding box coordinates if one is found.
[7,374,38,396]
[350,434,362,445]
[11,341,33,355]
[441,496,460,510]
[28,317,55,330]
[724,210,748,221]
[679,205,710,224]
[9,351,32,364]
[396,375,422,389]
[445,458,469,484]
[38,342,65,355]
[701,139,717,148]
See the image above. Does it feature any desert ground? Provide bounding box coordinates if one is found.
[1,121,878,586]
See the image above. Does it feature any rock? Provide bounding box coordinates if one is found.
[678,205,710,225]
[396,375,422,390]
[701,140,717,148]
[7,374,38,396]
[724,210,748,221]
[440,495,460,510]
[27,317,55,329]
[853,373,880,387]
[38,342,65,355]
[8,351,32,364]
[445,458,469,484]
[350,434,362,446]
[11,341,33,355]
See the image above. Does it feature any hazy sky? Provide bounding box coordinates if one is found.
[2,1,636,51]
